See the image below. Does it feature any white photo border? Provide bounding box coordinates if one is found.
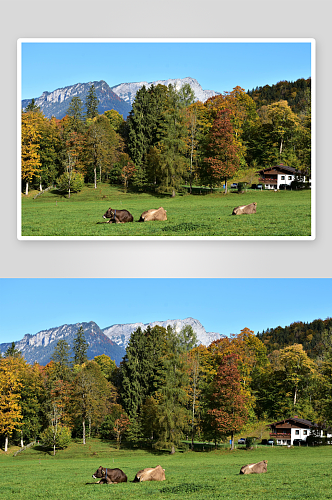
[17,38,316,241]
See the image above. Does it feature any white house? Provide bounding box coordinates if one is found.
[257,163,309,190]
[269,416,332,446]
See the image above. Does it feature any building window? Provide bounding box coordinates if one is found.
[281,176,285,180]
[288,176,292,180]
[303,430,307,435]
[295,430,299,435]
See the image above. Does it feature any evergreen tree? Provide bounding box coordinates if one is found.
[156,84,194,196]
[5,342,21,358]
[72,326,88,366]
[51,339,71,380]
[85,84,99,120]
[120,325,167,442]
[154,325,194,453]
[67,96,85,132]
[126,84,168,189]
[25,98,40,112]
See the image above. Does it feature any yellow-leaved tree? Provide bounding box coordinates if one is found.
[0,356,24,451]
[21,111,42,195]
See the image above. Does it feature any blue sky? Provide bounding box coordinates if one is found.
[0,278,330,344]
[20,40,312,100]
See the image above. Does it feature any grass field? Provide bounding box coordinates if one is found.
[1,439,331,500]
[20,184,312,238]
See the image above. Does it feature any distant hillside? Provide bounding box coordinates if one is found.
[0,317,223,367]
[22,80,132,120]
[102,317,223,349]
[0,321,125,366]
[247,77,311,115]
[111,77,219,106]
[257,317,332,358]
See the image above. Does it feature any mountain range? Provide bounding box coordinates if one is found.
[0,317,223,366]
[21,77,220,120]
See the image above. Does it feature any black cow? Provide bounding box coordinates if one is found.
[92,466,127,484]
[103,208,133,223]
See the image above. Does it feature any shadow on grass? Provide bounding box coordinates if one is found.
[99,439,184,456]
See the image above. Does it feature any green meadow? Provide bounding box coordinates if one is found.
[1,439,331,500]
[20,184,312,237]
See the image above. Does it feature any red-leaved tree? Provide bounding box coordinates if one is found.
[207,353,249,449]
[204,108,240,193]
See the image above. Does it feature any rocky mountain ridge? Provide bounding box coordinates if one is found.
[102,317,222,349]
[21,80,132,120]
[21,77,219,120]
[0,318,223,366]
[111,76,219,105]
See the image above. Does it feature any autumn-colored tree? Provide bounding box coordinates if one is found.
[0,357,24,451]
[116,153,136,192]
[114,412,130,448]
[99,403,129,446]
[84,115,123,188]
[265,100,301,160]
[17,362,47,446]
[279,344,317,408]
[72,361,114,444]
[185,101,206,193]
[207,353,250,449]
[21,111,42,195]
[93,355,117,382]
[104,109,125,133]
[204,108,240,192]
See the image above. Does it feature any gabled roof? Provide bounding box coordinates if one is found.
[257,163,301,175]
[269,416,318,428]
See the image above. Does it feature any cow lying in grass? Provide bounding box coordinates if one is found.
[92,466,127,484]
[139,207,167,222]
[239,460,268,474]
[133,465,166,482]
[103,208,133,223]
[232,202,257,215]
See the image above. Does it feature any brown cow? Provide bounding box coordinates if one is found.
[133,465,166,482]
[232,202,257,215]
[92,466,127,484]
[103,208,133,223]
[139,207,167,222]
[239,460,268,475]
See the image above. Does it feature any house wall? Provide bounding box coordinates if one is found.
[277,174,294,188]
[291,427,309,443]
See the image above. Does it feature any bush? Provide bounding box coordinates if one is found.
[56,171,85,194]
[245,436,255,449]
[40,425,71,450]
[237,182,247,193]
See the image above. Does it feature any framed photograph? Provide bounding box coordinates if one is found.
[18,38,315,240]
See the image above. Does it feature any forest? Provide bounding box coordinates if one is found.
[1,319,332,453]
[21,78,312,198]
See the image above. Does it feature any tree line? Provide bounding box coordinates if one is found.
[1,321,332,453]
[21,78,311,197]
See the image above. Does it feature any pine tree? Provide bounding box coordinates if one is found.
[156,84,194,197]
[67,96,85,132]
[25,98,40,112]
[51,339,71,380]
[72,326,88,366]
[154,325,195,453]
[85,84,99,120]
[5,342,21,358]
